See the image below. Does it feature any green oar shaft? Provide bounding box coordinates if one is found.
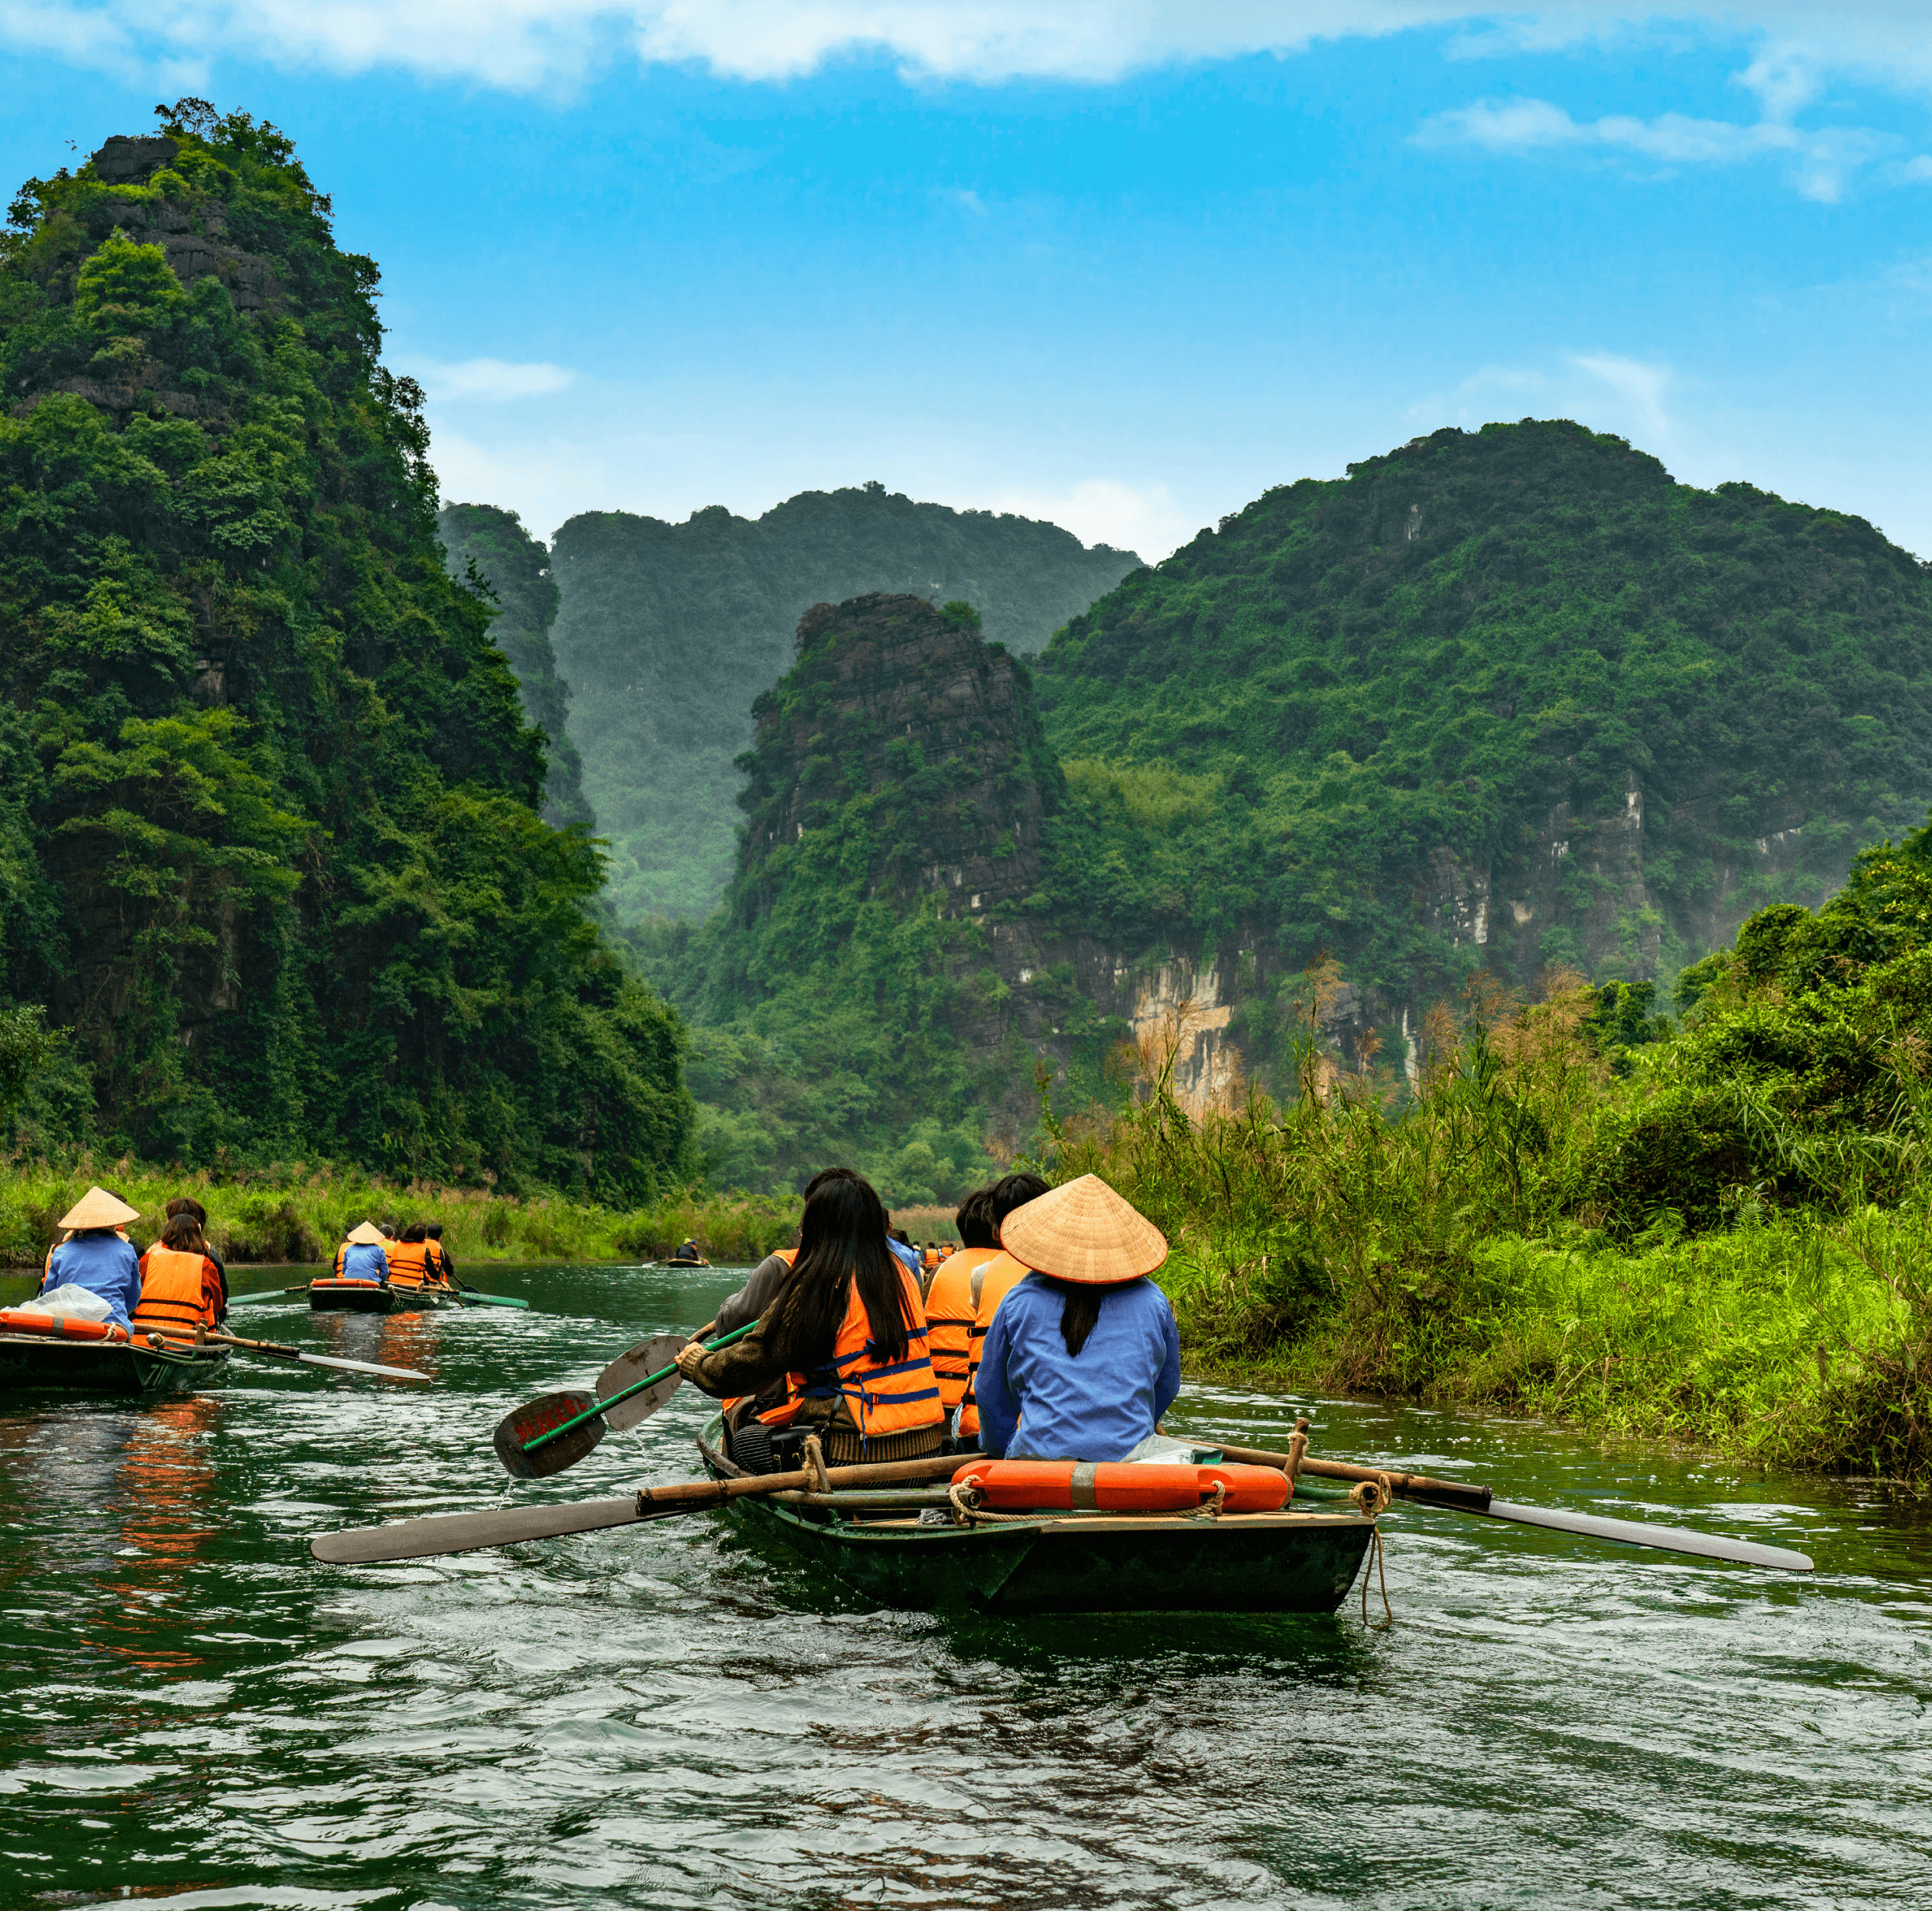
[522,1319,758,1453]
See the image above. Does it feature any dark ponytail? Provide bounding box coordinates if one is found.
[1040,1277,1134,1357]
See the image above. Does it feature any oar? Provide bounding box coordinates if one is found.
[228,1283,313,1305]
[311,1451,966,1564]
[492,1321,757,1480]
[150,1329,429,1382]
[453,1284,528,1309]
[1215,1441,1815,1572]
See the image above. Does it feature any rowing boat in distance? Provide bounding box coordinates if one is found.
[0,1313,230,1400]
[307,1279,465,1315]
[695,1415,1375,1615]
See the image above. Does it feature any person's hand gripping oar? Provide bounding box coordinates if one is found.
[491,1320,756,1478]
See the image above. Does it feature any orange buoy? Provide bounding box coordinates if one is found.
[953,1459,1289,1514]
[0,1308,128,1344]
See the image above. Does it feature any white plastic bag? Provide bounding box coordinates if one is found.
[15,1283,115,1324]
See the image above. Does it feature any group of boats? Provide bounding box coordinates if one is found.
[4,1247,1817,1616]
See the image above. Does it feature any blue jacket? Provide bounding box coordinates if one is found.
[975,1273,1181,1462]
[888,1236,922,1280]
[339,1241,389,1283]
[41,1231,143,1329]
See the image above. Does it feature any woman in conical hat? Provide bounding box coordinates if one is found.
[333,1220,391,1285]
[969,1174,1180,1464]
[38,1186,144,1330]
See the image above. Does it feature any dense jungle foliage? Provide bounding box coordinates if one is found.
[549,485,1137,920]
[0,105,693,1199]
[436,501,593,830]
[1033,420,1932,1026]
[1055,816,1932,1479]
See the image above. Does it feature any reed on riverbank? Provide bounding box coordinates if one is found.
[0,1158,800,1268]
[1047,968,1932,1481]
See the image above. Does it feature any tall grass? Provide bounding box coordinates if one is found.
[1047,971,1932,1479]
[0,1156,798,1268]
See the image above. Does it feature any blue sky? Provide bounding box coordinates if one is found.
[4,5,1930,560]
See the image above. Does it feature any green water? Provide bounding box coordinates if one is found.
[1,1261,1927,1908]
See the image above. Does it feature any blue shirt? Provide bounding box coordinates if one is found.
[339,1242,388,1283]
[976,1273,1182,1462]
[888,1237,922,1280]
[41,1232,143,1329]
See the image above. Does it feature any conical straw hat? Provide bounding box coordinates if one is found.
[345,1221,385,1246]
[59,1185,140,1231]
[998,1174,1167,1285]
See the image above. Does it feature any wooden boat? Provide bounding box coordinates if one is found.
[0,1325,230,1400]
[696,1416,1375,1615]
[307,1279,466,1315]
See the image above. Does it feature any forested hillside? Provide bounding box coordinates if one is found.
[0,105,694,1196]
[549,485,1138,920]
[437,502,593,830]
[1031,420,1932,1073]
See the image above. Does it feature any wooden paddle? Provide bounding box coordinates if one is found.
[492,1322,756,1480]
[1215,1439,1816,1572]
[453,1286,529,1309]
[311,1450,966,1563]
[150,1329,429,1382]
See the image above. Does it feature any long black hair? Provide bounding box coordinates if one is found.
[784,1175,913,1364]
[1039,1277,1141,1357]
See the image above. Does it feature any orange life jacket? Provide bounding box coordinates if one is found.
[387,1240,430,1290]
[923,1249,985,1413]
[778,1259,942,1445]
[958,1250,1031,1437]
[132,1246,219,1335]
[424,1240,448,1280]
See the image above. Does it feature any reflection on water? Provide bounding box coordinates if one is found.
[0,1261,1927,1908]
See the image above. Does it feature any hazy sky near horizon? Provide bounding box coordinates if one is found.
[5,5,1931,561]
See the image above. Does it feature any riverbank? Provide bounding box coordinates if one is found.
[0,1160,800,1270]
[1052,975,1932,1483]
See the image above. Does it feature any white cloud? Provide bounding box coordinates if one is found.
[8,3,1932,96]
[987,477,1193,563]
[1417,93,1894,201]
[1570,352,1670,436]
[404,356,576,402]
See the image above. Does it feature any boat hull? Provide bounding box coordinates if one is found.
[696,1420,1373,1615]
[308,1281,463,1315]
[0,1330,231,1400]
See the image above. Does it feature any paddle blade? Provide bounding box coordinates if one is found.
[312,1494,664,1564]
[595,1334,689,1432]
[461,1291,530,1309]
[1482,1499,1814,1572]
[494,1390,604,1479]
[294,1351,429,1382]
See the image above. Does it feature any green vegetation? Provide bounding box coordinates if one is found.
[437,501,593,829]
[0,104,693,1199]
[0,1157,797,1270]
[550,485,1138,920]
[1047,815,1932,1477]
[1032,420,1932,1070]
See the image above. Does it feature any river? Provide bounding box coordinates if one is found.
[0,1260,1927,1907]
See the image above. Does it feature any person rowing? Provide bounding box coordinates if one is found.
[424,1223,454,1285]
[37,1186,144,1329]
[165,1196,226,1296]
[674,1173,945,1465]
[670,1238,704,1265]
[133,1212,228,1338]
[333,1221,390,1284]
[970,1175,1180,1464]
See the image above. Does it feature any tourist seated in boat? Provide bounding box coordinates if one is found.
[387,1224,433,1290]
[164,1197,224,1288]
[333,1222,390,1283]
[424,1224,454,1284]
[670,1238,703,1264]
[691,1168,856,1344]
[134,1212,228,1338]
[675,1173,944,1465]
[971,1175,1179,1464]
[924,1187,997,1420]
[954,1171,1051,1447]
[38,1186,144,1329]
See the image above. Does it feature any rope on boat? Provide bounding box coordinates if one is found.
[1361,1523,1393,1629]
[1345,1473,1396,1628]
